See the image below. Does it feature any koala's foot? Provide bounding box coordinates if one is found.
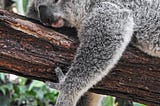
[46,67,65,90]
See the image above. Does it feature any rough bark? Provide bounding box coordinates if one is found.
[0,9,160,106]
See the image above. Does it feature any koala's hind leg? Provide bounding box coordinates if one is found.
[133,31,160,57]
[46,67,65,90]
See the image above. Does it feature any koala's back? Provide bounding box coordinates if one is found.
[105,0,160,57]
[130,0,160,57]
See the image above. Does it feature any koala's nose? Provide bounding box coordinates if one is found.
[38,5,58,25]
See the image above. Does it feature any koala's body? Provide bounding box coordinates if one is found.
[27,0,160,106]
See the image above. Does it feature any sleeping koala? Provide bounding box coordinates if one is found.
[27,0,160,106]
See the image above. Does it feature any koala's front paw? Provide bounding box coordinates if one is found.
[46,67,65,90]
[54,67,65,81]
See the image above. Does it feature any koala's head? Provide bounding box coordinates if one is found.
[30,0,72,28]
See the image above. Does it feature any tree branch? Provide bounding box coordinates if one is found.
[0,9,159,105]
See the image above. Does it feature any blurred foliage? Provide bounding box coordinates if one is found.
[133,103,146,106]
[11,0,29,15]
[102,96,114,106]
[0,73,58,106]
[102,96,146,106]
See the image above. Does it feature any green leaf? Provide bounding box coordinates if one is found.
[19,77,27,85]
[13,85,20,95]
[102,96,113,106]
[13,0,25,15]
[28,80,45,91]
[0,83,13,95]
[0,73,5,82]
[26,90,36,97]
[44,92,57,104]
[0,83,13,90]
[6,83,13,90]
[134,102,146,106]
[18,85,27,94]
[0,87,6,95]
[36,90,44,100]
[23,0,29,14]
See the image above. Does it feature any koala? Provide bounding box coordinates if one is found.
[27,0,160,106]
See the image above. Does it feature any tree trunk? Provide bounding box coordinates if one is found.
[0,9,160,106]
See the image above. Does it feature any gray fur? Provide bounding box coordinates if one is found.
[27,0,160,106]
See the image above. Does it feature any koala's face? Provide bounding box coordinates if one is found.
[32,0,69,28]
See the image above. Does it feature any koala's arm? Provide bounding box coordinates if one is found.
[48,2,134,106]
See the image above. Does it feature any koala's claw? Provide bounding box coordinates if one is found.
[46,81,59,90]
[55,67,65,81]
[46,67,65,90]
